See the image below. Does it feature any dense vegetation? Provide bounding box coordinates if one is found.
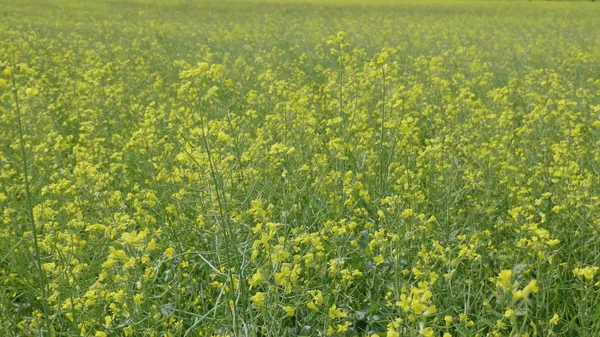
[1,0,600,336]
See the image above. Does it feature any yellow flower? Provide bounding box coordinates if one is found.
[25,87,38,98]
[522,279,539,296]
[504,308,514,319]
[328,304,347,319]
[373,254,384,265]
[307,300,319,311]
[396,293,410,312]
[497,269,512,290]
[134,293,144,306]
[424,305,437,316]
[145,238,157,252]
[573,266,599,281]
[121,231,147,246]
[42,262,56,273]
[312,290,324,305]
[336,321,351,332]
[95,332,107,337]
[444,315,453,326]
[387,328,399,337]
[422,327,434,337]
[550,313,560,325]
[109,247,128,261]
[512,279,538,300]
[249,269,265,289]
[400,209,414,218]
[123,257,137,270]
[197,62,209,73]
[282,305,295,317]
[250,292,265,308]
[164,247,175,259]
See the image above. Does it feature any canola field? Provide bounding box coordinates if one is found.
[1,0,600,336]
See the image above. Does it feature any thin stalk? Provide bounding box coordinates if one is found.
[337,41,347,218]
[379,65,386,196]
[10,69,52,336]
[197,108,247,334]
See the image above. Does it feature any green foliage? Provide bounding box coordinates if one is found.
[1,0,600,336]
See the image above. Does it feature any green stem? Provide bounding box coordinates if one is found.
[10,68,52,336]
[197,107,247,334]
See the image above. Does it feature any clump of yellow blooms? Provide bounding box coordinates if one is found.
[1,0,600,336]
[573,265,599,281]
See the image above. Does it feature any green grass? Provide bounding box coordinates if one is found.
[1,0,600,336]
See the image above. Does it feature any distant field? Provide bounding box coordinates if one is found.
[1,0,600,336]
